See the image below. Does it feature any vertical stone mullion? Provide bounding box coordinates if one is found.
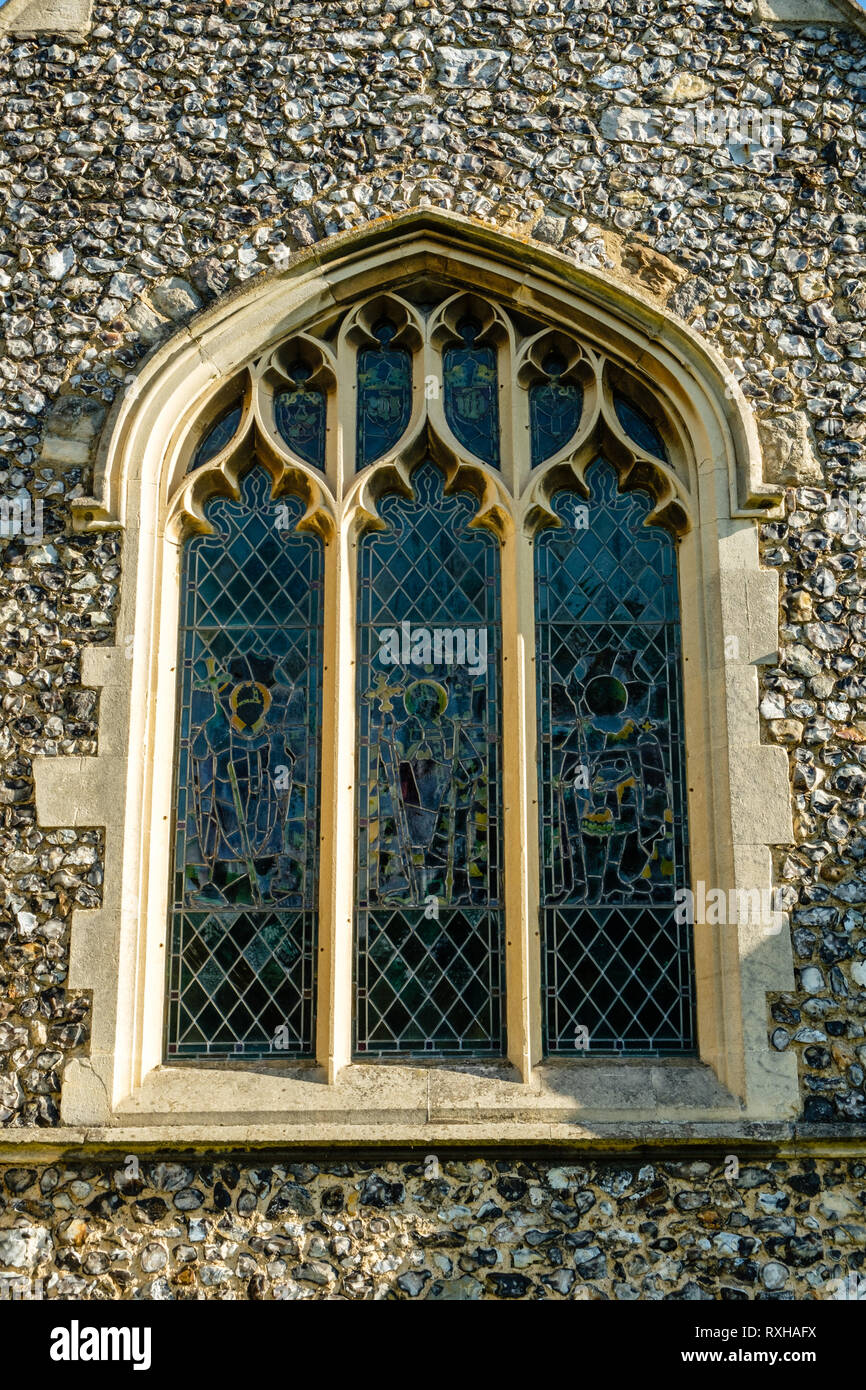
[502,524,542,1078]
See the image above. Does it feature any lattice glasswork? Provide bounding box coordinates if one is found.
[530,351,583,467]
[191,405,242,471]
[357,319,412,467]
[443,316,499,467]
[613,392,668,462]
[166,466,323,1058]
[354,461,505,1055]
[534,458,694,1055]
[275,364,326,470]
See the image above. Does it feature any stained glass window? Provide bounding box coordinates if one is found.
[275,363,326,470]
[354,461,505,1055]
[613,392,668,462]
[191,405,242,471]
[530,351,583,467]
[166,466,323,1058]
[443,317,499,467]
[534,458,694,1055]
[357,319,412,467]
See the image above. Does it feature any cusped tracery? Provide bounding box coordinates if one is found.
[166,278,695,1062]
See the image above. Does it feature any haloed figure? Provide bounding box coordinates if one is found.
[552,668,672,904]
[188,654,299,907]
[366,668,488,908]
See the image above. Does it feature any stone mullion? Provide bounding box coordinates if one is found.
[502,523,542,1078]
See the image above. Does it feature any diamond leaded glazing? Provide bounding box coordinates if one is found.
[190,404,242,472]
[613,392,668,461]
[167,467,323,1058]
[355,461,505,1055]
[534,458,695,1055]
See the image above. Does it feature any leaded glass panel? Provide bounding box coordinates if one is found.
[530,352,583,467]
[190,404,242,471]
[275,364,326,469]
[443,317,499,467]
[613,392,668,462]
[167,466,323,1058]
[357,319,412,467]
[534,458,695,1055]
[354,461,505,1055]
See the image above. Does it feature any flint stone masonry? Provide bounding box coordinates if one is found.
[0,0,865,1299]
[0,1156,863,1300]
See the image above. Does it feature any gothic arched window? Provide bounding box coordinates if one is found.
[163,280,698,1063]
[53,217,799,1131]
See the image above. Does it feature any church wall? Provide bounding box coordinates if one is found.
[1,1154,864,1300]
[1,0,865,1297]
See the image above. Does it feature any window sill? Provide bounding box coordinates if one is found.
[49,1056,768,1137]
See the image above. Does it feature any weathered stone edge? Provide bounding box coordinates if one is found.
[1,1123,865,1162]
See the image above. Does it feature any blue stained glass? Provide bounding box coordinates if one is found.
[354,460,505,1056]
[275,363,326,469]
[534,458,694,1056]
[357,319,412,467]
[443,317,499,467]
[190,405,242,472]
[613,392,668,461]
[531,352,583,467]
[166,466,323,1059]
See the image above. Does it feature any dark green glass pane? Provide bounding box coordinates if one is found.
[166,466,323,1059]
[534,457,694,1057]
[354,461,505,1056]
[357,320,411,467]
[613,392,668,461]
[531,375,583,467]
[275,366,326,469]
[443,317,499,467]
[190,405,242,472]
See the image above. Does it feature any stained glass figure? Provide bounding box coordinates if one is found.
[357,319,412,467]
[535,458,694,1055]
[530,350,583,467]
[167,466,323,1058]
[275,362,326,470]
[355,461,504,1055]
[613,391,668,461]
[190,405,242,472]
[443,316,499,467]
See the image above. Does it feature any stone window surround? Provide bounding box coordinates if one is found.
[0,0,93,39]
[24,210,802,1146]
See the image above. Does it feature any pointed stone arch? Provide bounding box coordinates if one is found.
[32,210,800,1139]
